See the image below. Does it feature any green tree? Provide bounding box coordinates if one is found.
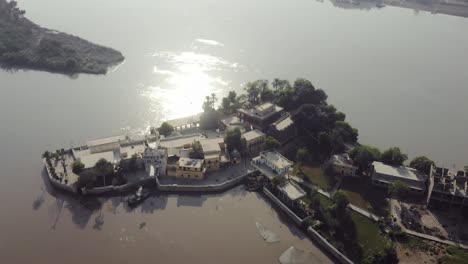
[264,136,280,150]
[333,121,358,143]
[224,127,242,152]
[200,109,220,130]
[157,122,174,137]
[189,141,204,159]
[296,147,311,163]
[318,132,333,158]
[42,151,51,160]
[77,169,97,189]
[409,156,434,175]
[221,97,231,114]
[333,190,350,213]
[381,147,408,166]
[388,180,410,199]
[349,145,381,171]
[271,176,284,186]
[129,154,138,171]
[92,159,114,186]
[227,90,237,103]
[72,161,85,174]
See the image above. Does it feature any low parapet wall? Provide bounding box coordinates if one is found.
[262,187,304,225]
[43,160,76,193]
[261,187,354,264]
[156,172,251,193]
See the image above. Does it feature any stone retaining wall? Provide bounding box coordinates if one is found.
[261,187,354,264]
[262,187,304,225]
[307,227,354,264]
[43,160,76,193]
[156,172,251,193]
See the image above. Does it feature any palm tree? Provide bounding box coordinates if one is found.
[272,78,280,93]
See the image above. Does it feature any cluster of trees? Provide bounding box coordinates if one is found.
[349,144,434,173]
[189,141,204,159]
[264,136,280,151]
[76,158,127,189]
[0,0,25,22]
[310,191,363,261]
[220,91,242,115]
[224,127,242,152]
[311,191,397,263]
[200,93,221,130]
[157,121,174,137]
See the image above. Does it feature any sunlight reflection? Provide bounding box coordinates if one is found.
[144,50,240,123]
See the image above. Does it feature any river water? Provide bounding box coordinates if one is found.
[1,0,468,263]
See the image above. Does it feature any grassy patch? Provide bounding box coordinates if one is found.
[300,164,334,190]
[440,246,468,264]
[340,177,389,216]
[351,212,387,255]
[397,234,431,251]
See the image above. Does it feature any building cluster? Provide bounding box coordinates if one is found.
[428,166,468,207]
[326,151,468,208]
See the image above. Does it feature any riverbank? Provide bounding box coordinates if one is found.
[0,0,124,75]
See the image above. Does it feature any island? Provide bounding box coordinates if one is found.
[42,78,468,264]
[0,0,124,75]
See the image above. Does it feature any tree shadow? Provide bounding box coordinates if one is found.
[40,167,102,229]
[93,210,105,230]
[32,187,46,210]
[140,193,168,214]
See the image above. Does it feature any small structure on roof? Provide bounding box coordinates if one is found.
[237,102,284,130]
[328,153,358,177]
[252,150,293,179]
[175,158,206,180]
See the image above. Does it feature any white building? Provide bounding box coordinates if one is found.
[143,147,167,176]
[328,153,358,177]
[252,151,293,179]
[371,161,428,194]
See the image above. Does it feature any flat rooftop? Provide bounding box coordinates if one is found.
[261,151,293,170]
[178,158,204,169]
[278,181,306,201]
[242,129,265,142]
[87,135,126,147]
[79,151,117,168]
[221,114,242,127]
[238,104,283,120]
[160,134,202,149]
[165,113,202,128]
[273,116,293,131]
[373,161,427,182]
[200,139,222,154]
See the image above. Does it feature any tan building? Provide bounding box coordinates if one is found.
[242,129,266,154]
[200,139,222,172]
[175,158,206,180]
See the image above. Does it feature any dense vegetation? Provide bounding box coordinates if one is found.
[0,0,124,75]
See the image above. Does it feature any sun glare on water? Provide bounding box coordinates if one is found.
[144,46,239,123]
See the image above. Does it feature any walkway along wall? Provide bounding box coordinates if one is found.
[155,172,251,193]
[262,187,354,264]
